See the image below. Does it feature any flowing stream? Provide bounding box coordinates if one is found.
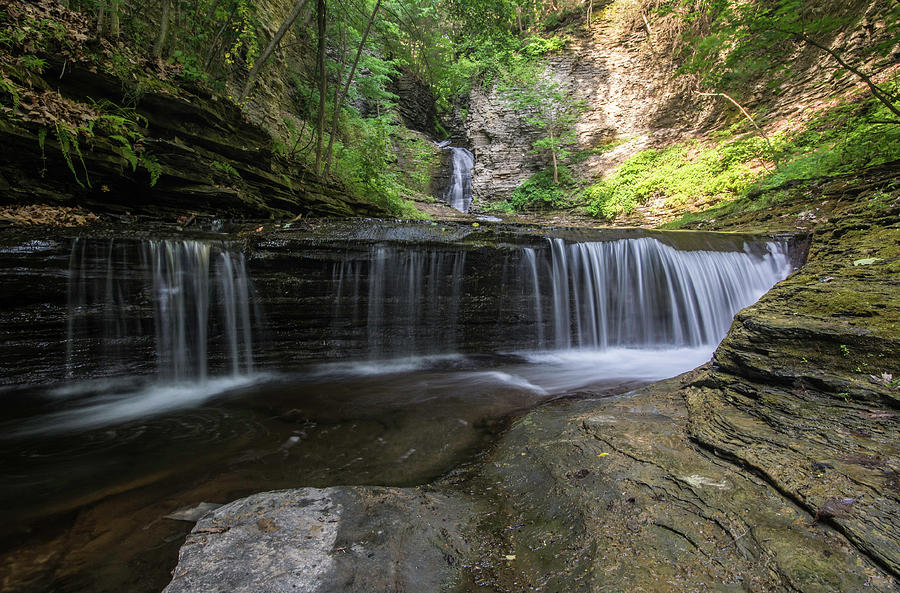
[0,227,795,593]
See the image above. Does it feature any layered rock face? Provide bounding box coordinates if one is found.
[685,164,900,577]
[0,60,384,219]
[464,1,898,204]
[463,20,712,202]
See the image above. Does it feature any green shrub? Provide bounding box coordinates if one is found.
[511,168,575,211]
[482,199,516,214]
[583,137,760,219]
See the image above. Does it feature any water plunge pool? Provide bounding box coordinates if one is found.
[0,223,799,593]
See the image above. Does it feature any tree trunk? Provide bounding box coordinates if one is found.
[170,1,181,58]
[314,0,327,174]
[586,0,592,28]
[324,0,382,176]
[97,0,105,36]
[110,0,120,40]
[550,131,559,184]
[153,0,171,58]
[238,0,311,102]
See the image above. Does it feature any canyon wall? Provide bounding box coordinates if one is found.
[464,0,899,203]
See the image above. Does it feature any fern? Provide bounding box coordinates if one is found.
[110,134,139,171]
[55,125,91,188]
[140,152,162,187]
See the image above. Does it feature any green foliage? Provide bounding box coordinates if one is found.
[761,85,900,187]
[482,199,516,214]
[398,132,436,192]
[520,35,568,57]
[224,0,260,70]
[500,60,584,182]
[329,113,428,219]
[141,152,162,187]
[54,123,91,188]
[571,137,629,162]
[21,55,47,73]
[675,0,900,121]
[600,78,900,222]
[349,52,401,112]
[171,49,206,82]
[511,167,575,211]
[212,160,241,178]
[86,99,164,185]
[583,137,759,219]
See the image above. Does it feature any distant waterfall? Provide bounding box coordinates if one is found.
[65,239,256,381]
[443,147,474,213]
[523,237,793,349]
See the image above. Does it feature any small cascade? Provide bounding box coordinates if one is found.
[523,237,793,349]
[442,146,475,213]
[66,239,256,382]
[331,246,467,358]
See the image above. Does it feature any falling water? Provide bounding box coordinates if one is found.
[332,246,467,358]
[523,237,793,350]
[66,239,255,382]
[443,147,475,213]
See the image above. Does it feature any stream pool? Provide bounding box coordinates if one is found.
[0,223,797,592]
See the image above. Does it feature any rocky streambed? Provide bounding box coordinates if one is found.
[161,171,899,592]
[1,166,897,593]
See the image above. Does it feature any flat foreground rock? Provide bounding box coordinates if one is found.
[163,487,476,593]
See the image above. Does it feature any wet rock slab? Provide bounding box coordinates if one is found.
[459,375,897,592]
[163,487,476,593]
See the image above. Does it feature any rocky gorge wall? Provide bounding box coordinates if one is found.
[0,61,384,219]
[464,20,704,202]
[463,0,899,204]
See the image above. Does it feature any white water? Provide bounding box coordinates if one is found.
[29,234,793,435]
[333,246,466,358]
[526,237,792,349]
[65,239,256,381]
[443,146,474,213]
[11,375,263,436]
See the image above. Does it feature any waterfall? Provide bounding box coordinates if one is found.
[523,237,793,350]
[65,239,256,382]
[332,245,467,358]
[443,147,475,213]
[61,234,791,372]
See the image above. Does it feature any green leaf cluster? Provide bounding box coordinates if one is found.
[583,137,760,219]
[511,167,576,211]
[585,76,900,220]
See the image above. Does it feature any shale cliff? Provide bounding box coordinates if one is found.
[0,65,384,218]
[463,0,898,206]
